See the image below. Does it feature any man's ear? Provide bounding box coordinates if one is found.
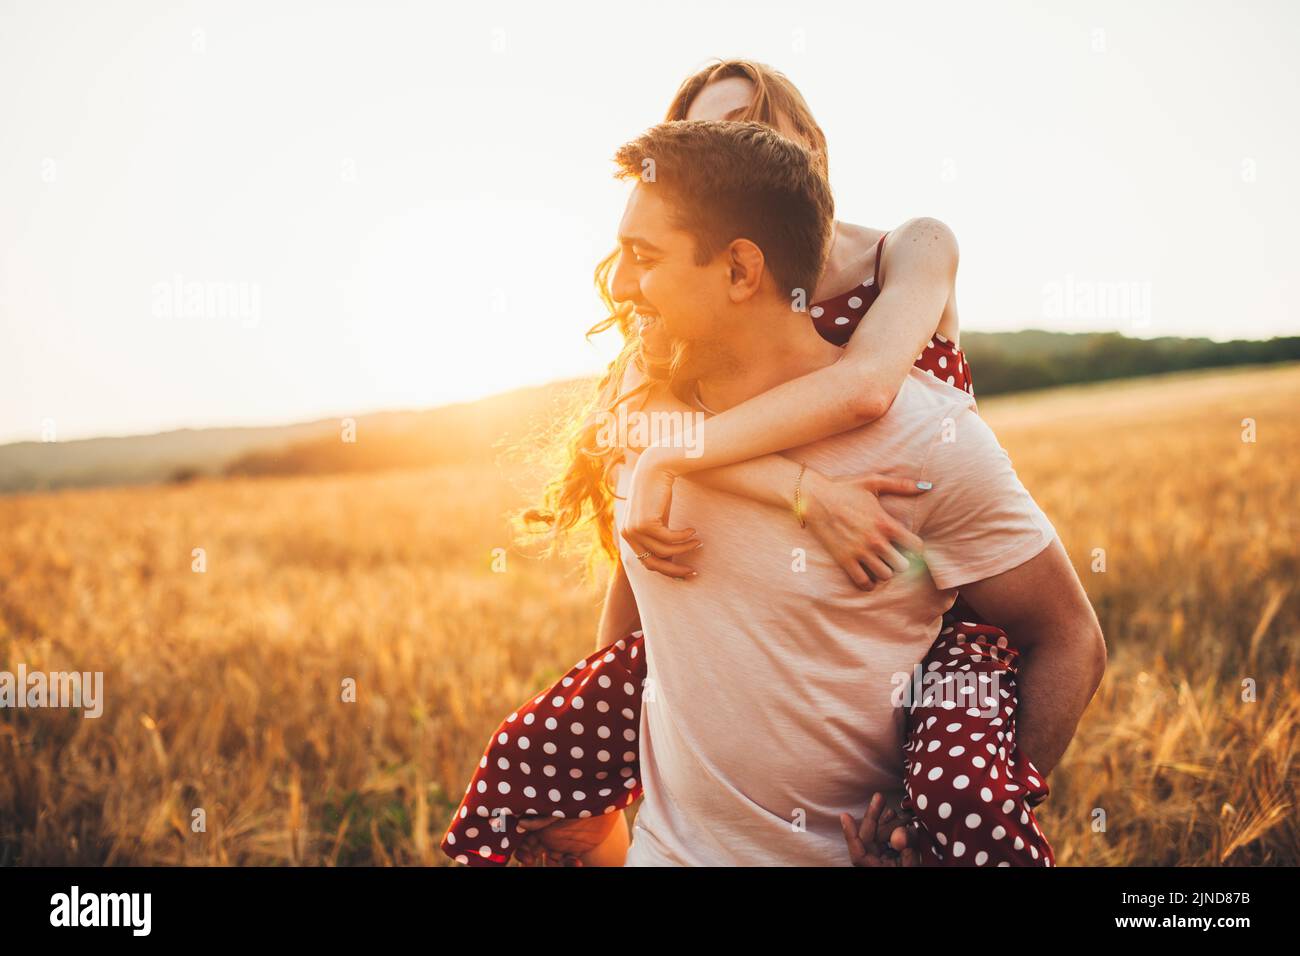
[726,239,766,303]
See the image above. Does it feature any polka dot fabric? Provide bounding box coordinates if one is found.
[440,325,1051,866]
[900,622,1055,867]
[811,231,974,398]
[440,606,1056,867]
[913,333,973,396]
[810,231,894,347]
[440,635,647,866]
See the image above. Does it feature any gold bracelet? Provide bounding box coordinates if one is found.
[793,462,807,528]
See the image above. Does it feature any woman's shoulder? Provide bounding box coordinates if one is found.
[874,218,960,312]
[885,217,959,261]
[838,217,958,253]
[833,218,959,289]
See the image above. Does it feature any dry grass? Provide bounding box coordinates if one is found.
[1,363,1297,865]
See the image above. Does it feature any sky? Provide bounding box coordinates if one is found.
[1,0,1297,444]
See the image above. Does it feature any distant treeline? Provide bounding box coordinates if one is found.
[962,330,1300,396]
[8,331,1292,496]
[224,331,1300,480]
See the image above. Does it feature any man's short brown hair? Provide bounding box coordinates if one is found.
[612,120,834,300]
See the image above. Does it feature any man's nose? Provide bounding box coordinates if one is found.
[609,252,640,308]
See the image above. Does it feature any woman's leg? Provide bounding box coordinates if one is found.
[440,631,648,866]
[580,808,631,866]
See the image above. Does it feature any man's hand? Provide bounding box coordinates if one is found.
[514,813,622,867]
[840,791,922,867]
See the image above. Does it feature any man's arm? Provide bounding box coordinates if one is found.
[579,562,636,863]
[912,402,1107,779]
[595,558,640,651]
[955,538,1107,777]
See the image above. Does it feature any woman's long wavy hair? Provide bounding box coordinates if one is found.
[519,60,828,575]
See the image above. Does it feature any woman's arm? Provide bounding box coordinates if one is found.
[641,217,958,479]
[626,372,929,588]
[624,217,959,583]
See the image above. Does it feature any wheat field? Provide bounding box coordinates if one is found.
[1,364,1297,866]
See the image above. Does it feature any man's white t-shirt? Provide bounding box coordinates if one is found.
[613,368,1057,866]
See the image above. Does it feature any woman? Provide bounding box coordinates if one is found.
[440,60,1053,867]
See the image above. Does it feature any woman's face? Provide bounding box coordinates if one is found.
[683,76,805,146]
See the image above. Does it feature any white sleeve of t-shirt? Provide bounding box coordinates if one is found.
[912,400,1057,591]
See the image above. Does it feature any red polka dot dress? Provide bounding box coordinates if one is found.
[900,613,1053,865]
[810,232,975,397]
[439,232,1054,867]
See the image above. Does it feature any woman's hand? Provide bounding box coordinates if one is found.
[622,448,928,589]
[621,448,702,580]
[803,471,929,591]
[514,812,622,867]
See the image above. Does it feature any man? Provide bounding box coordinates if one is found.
[525,120,1105,866]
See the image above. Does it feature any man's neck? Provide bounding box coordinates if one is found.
[694,303,842,412]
